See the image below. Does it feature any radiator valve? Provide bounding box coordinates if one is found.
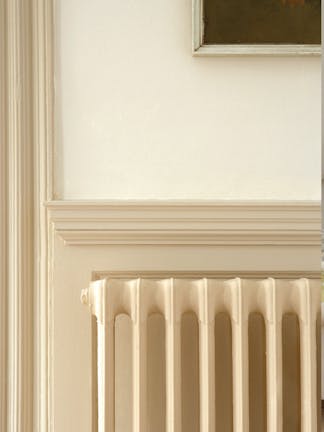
[80,288,89,305]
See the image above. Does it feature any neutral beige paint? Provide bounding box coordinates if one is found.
[0,1,321,431]
[55,0,321,200]
[1,1,35,431]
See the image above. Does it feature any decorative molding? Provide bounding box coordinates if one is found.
[6,0,34,431]
[0,1,8,431]
[192,0,322,56]
[47,200,321,246]
[33,1,55,431]
[0,0,54,430]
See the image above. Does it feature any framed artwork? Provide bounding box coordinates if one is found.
[193,0,321,55]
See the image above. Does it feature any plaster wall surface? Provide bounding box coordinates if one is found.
[55,0,321,201]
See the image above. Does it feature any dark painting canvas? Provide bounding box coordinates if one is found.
[203,0,321,44]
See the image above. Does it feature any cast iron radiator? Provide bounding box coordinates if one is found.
[81,277,320,432]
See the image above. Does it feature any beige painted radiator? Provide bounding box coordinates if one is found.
[81,278,320,432]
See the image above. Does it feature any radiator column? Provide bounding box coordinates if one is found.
[266,278,283,432]
[199,278,215,432]
[133,279,147,432]
[299,279,319,432]
[166,278,181,432]
[232,278,249,432]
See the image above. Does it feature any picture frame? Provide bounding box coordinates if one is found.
[192,0,321,55]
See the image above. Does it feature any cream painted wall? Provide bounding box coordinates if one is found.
[55,0,321,200]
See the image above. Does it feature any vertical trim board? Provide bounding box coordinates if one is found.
[0,0,8,430]
[33,0,55,430]
[6,0,34,431]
